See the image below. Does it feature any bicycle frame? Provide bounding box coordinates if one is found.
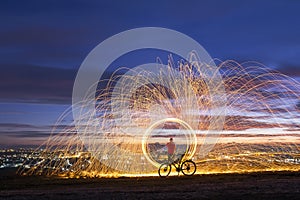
[169,154,185,173]
[158,153,196,177]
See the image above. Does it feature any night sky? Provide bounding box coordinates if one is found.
[1,0,300,147]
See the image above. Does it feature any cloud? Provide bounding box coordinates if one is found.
[276,65,300,77]
[5,131,53,138]
[0,123,76,138]
[0,64,76,104]
[0,123,38,129]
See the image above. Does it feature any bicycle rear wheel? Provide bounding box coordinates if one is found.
[181,160,196,176]
[158,163,171,177]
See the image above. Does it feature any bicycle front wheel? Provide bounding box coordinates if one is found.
[181,160,196,176]
[158,163,171,177]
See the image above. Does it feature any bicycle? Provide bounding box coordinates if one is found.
[158,153,196,177]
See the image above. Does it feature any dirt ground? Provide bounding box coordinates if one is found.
[0,169,300,200]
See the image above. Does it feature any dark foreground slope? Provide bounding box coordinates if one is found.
[0,168,300,200]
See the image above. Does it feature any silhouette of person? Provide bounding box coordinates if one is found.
[166,138,176,163]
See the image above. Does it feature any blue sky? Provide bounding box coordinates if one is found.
[0,0,300,147]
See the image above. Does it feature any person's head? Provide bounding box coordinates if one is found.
[170,138,173,142]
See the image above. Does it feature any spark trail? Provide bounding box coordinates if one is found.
[18,53,300,177]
